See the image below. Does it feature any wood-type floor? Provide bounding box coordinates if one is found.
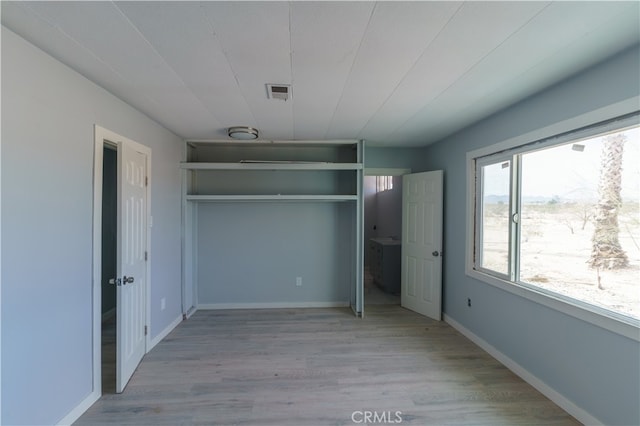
[77,306,579,425]
[102,314,117,395]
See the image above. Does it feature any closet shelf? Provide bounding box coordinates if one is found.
[186,194,358,202]
[182,139,365,316]
[180,162,362,171]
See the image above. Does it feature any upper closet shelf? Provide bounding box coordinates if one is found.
[180,162,363,170]
[186,194,358,202]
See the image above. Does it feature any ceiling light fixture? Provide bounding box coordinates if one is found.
[228,126,259,140]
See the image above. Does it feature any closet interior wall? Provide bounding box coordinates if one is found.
[181,140,364,312]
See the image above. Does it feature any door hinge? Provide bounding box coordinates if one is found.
[144,325,148,336]
[145,176,148,187]
[145,251,148,261]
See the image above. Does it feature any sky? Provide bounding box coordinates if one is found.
[484,126,640,203]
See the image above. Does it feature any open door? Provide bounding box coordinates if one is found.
[401,171,443,320]
[116,140,148,392]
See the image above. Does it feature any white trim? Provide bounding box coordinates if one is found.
[443,314,603,426]
[468,269,639,341]
[356,140,365,317]
[187,139,358,145]
[191,204,198,310]
[55,390,100,426]
[180,162,362,170]
[186,195,358,202]
[0,35,3,420]
[182,141,199,317]
[181,142,189,316]
[198,302,350,310]
[185,306,198,319]
[364,167,411,176]
[148,314,183,351]
[465,99,640,341]
[91,126,104,406]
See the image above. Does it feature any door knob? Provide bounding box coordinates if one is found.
[432,251,440,257]
[123,276,135,284]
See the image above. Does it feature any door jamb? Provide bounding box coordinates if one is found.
[92,125,151,401]
[364,167,412,177]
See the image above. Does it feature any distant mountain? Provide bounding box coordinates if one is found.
[484,195,599,204]
[484,195,509,204]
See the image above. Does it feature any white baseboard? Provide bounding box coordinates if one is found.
[101,307,116,322]
[443,314,602,426]
[56,390,100,426]
[59,314,182,425]
[184,306,197,319]
[148,314,183,351]
[198,301,350,310]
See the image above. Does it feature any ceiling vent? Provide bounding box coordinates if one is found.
[266,84,291,101]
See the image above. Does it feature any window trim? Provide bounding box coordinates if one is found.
[474,154,514,281]
[466,99,640,342]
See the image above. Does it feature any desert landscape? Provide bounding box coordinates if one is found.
[482,201,639,320]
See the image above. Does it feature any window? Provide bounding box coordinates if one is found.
[472,115,640,325]
[376,175,393,192]
[477,158,512,276]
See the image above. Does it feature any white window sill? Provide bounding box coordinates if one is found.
[465,268,640,342]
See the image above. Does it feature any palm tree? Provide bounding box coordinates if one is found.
[589,133,628,273]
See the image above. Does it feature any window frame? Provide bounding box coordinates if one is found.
[376,175,393,192]
[474,154,516,281]
[466,107,640,342]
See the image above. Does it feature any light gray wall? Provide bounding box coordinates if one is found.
[1,27,183,425]
[421,45,640,425]
[197,203,351,305]
[365,146,425,170]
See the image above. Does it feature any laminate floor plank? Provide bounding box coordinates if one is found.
[76,306,579,425]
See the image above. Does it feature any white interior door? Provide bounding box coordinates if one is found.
[401,171,443,320]
[116,141,148,393]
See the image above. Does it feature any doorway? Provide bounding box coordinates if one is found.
[101,145,117,393]
[363,168,411,306]
[92,125,151,399]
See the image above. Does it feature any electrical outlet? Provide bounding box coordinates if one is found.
[467,298,472,307]
[296,277,302,287]
[161,297,166,310]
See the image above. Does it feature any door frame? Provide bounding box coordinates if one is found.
[362,167,411,305]
[92,125,151,398]
[364,168,412,177]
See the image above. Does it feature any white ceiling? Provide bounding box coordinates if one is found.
[2,1,639,147]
